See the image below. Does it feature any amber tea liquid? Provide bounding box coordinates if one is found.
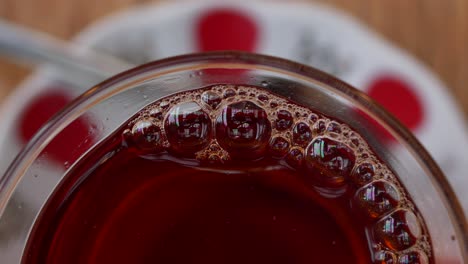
[23,85,432,264]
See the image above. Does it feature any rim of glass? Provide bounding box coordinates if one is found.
[0,51,466,254]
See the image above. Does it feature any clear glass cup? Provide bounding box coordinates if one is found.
[0,52,466,263]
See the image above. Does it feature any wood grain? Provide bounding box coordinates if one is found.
[0,0,466,117]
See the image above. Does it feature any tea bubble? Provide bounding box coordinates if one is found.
[351,162,375,185]
[165,102,212,155]
[305,137,355,188]
[398,250,428,264]
[293,122,313,147]
[353,180,400,218]
[201,91,222,109]
[286,147,304,168]
[373,209,421,251]
[275,109,294,131]
[374,250,397,264]
[128,118,163,152]
[327,121,342,134]
[223,89,236,98]
[314,120,326,134]
[216,101,271,159]
[269,136,290,158]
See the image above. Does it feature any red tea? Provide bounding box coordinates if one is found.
[23,85,431,264]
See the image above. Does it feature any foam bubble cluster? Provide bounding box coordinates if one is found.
[123,84,431,262]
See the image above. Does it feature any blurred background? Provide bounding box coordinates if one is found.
[0,0,466,116]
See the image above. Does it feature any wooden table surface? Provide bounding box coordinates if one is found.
[0,0,467,117]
